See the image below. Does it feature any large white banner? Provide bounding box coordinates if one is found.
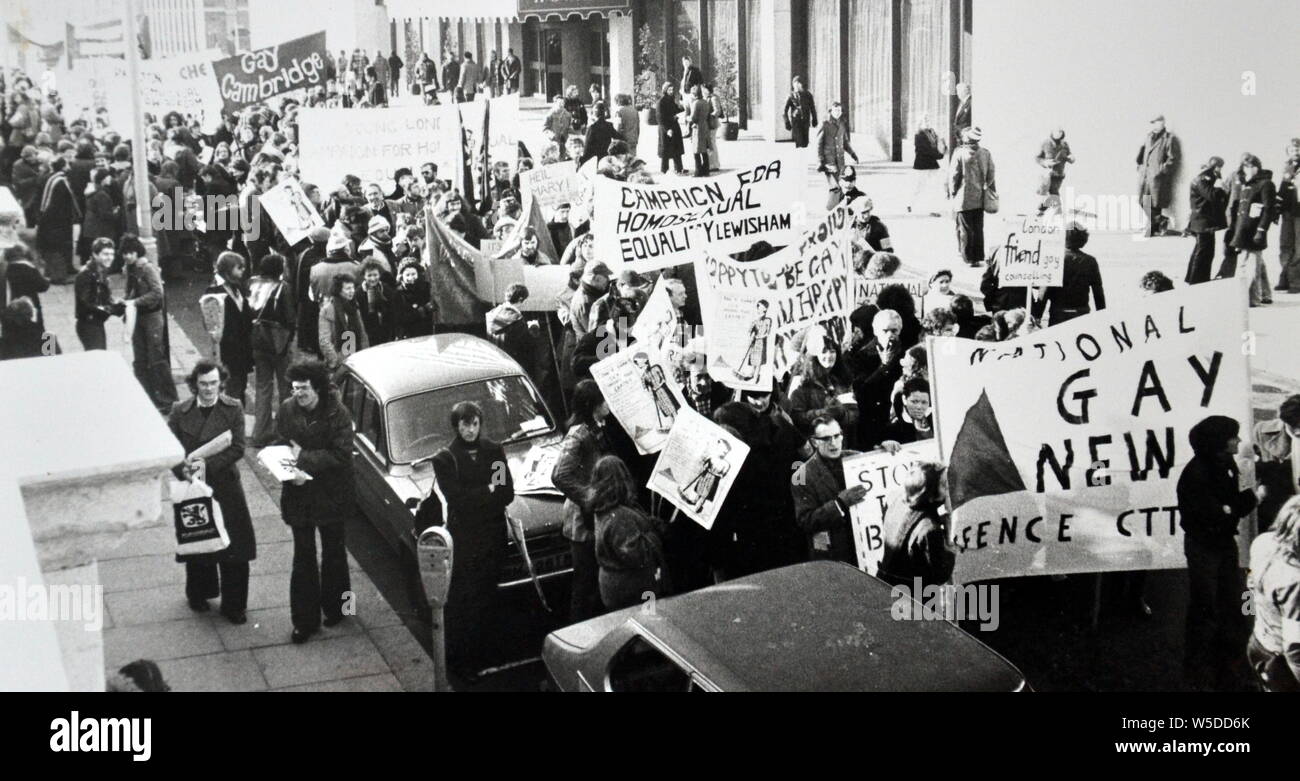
[648,407,750,530]
[139,50,226,131]
[590,346,687,455]
[296,105,462,191]
[593,154,806,272]
[930,279,1252,583]
[842,440,941,575]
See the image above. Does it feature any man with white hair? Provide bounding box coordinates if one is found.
[852,309,905,449]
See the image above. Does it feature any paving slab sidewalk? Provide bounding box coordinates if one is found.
[37,279,431,692]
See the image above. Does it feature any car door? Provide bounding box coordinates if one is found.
[345,375,404,549]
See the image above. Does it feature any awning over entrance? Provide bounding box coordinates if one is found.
[517,1,631,21]
[386,0,518,21]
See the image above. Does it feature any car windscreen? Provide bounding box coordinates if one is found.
[386,375,554,463]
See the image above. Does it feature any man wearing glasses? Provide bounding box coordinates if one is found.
[791,415,867,565]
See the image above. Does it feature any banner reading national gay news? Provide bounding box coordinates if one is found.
[593,155,806,272]
[930,278,1252,583]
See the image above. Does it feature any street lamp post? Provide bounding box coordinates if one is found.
[122,0,157,261]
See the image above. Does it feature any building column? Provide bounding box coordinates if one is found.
[608,13,635,101]
[760,0,793,142]
[560,23,588,95]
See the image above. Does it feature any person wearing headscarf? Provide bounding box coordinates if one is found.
[1177,415,1265,690]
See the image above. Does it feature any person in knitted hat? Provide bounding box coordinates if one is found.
[309,223,361,308]
[358,214,396,275]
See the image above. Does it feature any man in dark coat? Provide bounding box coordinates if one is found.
[1176,415,1262,690]
[1229,154,1277,306]
[1035,222,1106,326]
[1277,139,1300,293]
[1185,156,1229,284]
[783,77,818,149]
[950,82,972,155]
[289,225,330,356]
[852,309,905,450]
[3,244,51,329]
[11,146,46,227]
[679,55,703,97]
[791,415,866,565]
[1137,115,1180,237]
[657,85,685,175]
[74,237,124,350]
[36,157,80,284]
[168,361,257,624]
[502,49,521,94]
[416,401,515,676]
[276,360,355,644]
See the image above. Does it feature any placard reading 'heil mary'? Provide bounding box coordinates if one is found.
[593,155,806,272]
[930,278,1252,583]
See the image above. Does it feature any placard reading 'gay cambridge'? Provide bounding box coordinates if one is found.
[930,279,1251,584]
[212,31,329,112]
[593,155,805,272]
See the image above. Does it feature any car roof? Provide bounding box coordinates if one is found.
[344,333,523,401]
[629,562,1025,692]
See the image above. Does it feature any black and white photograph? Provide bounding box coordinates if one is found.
[0,0,1295,764]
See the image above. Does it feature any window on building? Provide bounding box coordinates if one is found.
[674,0,702,72]
[807,0,841,114]
[849,0,893,159]
[901,0,952,153]
[744,0,762,122]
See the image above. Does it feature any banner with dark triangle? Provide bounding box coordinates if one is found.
[947,389,1026,509]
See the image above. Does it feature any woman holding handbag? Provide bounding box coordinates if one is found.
[249,252,296,447]
[167,361,257,624]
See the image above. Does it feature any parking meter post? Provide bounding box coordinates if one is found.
[416,527,453,692]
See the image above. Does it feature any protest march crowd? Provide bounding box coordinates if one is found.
[1,30,1298,693]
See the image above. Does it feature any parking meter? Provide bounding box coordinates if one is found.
[416,526,453,691]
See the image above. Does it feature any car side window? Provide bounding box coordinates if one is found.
[357,390,388,461]
[607,635,692,693]
[341,375,364,421]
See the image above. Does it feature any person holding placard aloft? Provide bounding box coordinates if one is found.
[1033,221,1105,327]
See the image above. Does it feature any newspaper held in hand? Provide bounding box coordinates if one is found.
[258,445,312,482]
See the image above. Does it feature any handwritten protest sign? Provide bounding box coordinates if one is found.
[212,31,329,111]
[696,206,853,373]
[260,178,325,245]
[648,408,750,530]
[842,441,941,575]
[697,249,778,391]
[591,346,687,455]
[853,274,928,314]
[297,104,462,193]
[520,161,580,211]
[996,213,1066,287]
[593,155,805,272]
[139,50,225,130]
[930,278,1251,583]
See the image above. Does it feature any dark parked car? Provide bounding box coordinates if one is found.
[339,334,572,602]
[543,561,1028,692]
